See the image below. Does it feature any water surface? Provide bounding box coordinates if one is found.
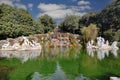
[0,47,120,80]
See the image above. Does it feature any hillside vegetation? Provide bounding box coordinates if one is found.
[60,0,120,42]
[0,4,56,39]
[0,0,120,43]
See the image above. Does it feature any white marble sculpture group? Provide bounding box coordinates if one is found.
[87,36,119,50]
[0,36,41,51]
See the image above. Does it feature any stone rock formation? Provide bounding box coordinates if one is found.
[0,36,41,51]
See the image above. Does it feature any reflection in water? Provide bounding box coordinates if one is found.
[75,75,90,80]
[87,49,118,60]
[0,48,119,80]
[32,72,45,80]
[48,62,67,80]
[31,63,90,80]
[0,47,79,63]
[0,50,41,63]
[111,49,118,57]
[40,47,80,59]
[31,63,67,80]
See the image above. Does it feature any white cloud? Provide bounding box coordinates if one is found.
[38,3,66,12]
[28,3,33,10]
[0,0,27,10]
[0,0,14,6]
[15,3,27,10]
[37,3,90,19]
[78,0,90,5]
[79,5,91,10]
[38,9,72,19]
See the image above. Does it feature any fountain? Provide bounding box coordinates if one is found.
[86,36,119,50]
[86,36,119,61]
[0,36,42,51]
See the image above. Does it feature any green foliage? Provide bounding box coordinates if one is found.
[103,29,120,42]
[77,0,120,42]
[103,29,114,42]
[33,21,44,34]
[79,12,97,27]
[114,30,120,41]
[59,15,80,34]
[0,4,34,26]
[80,24,98,47]
[0,4,56,39]
[38,14,56,33]
[117,42,120,48]
[0,4,36,39]
[0,21,36,38]
[97,0,120,33]
[1,49,120,80]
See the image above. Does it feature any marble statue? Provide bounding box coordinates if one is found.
[0,36,42,51]
[87,40,98,49]
[87,36,119,50]
[111,41,119,50]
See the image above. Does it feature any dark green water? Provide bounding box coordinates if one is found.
[0,47,120,80]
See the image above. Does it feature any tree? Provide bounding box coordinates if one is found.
[0,4,37,39]
[0,4,34,26]
[33,21,44,34]
[80,24,98,47]
[114,30,120,41]
[38,14,56,33]
[78,0,120,37]
[103,29,114,42]
[59,15,80,34]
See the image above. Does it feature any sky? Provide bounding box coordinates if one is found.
[0,0,113,23]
